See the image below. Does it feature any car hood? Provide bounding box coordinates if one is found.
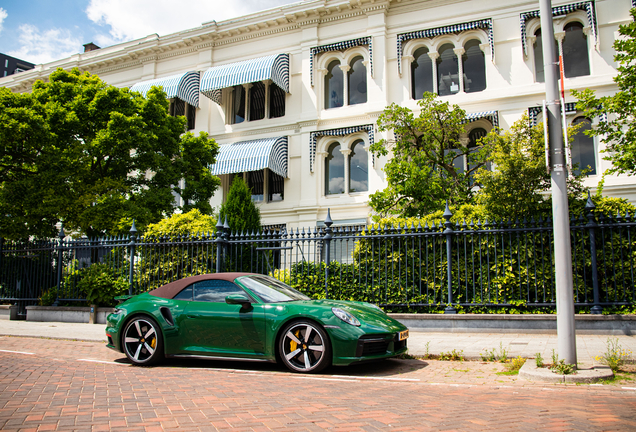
[290,299,405,331]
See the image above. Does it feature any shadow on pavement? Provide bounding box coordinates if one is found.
[120,356,429,377]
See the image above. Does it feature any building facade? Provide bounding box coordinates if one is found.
[0,53,34,77]
[0,0,631,230]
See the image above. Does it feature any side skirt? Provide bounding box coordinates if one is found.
[166,354,275,363]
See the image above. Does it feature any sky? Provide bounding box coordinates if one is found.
[0,0,301,65]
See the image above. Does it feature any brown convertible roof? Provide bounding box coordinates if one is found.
[148,272,256,299]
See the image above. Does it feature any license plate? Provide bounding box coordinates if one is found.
[398,330,409,341]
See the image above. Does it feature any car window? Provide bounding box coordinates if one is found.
[237,275,311,303]
[192,280,246,303]
[173,286,193,301]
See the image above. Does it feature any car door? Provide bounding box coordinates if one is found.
[180,280,267,358]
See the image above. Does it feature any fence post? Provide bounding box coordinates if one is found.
[215,216,225,273]
[323,209,333,299]
[585,193,602,314]
[443,202,456,314]
[53,225,65,307]
[128,221,137,296]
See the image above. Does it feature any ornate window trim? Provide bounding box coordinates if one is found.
[310,37,373,86]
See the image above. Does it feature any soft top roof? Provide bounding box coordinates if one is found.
[148,272,256,299]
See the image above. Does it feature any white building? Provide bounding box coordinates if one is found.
[0,0,632,230]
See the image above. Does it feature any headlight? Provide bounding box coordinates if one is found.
[366,303,385,314]
[112,308,124,315]
[332,308,361,326]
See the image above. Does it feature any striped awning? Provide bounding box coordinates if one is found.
[310,37,373,86]
[130,71,200,107]
[200,54,290,104]
[210,136,288,178]
[397,19,494,75]
[520,1,598,58]
[463,111,499,127]
[309,125,375,172]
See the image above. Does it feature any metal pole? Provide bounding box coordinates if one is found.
[585,193,602,314]
[128,221,137,296]
[215,215,224,273]
[540,0,577,365]
[323,209,333,299]
[53,226,65,307]
[443,202,456,314]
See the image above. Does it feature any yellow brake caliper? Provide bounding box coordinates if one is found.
[150,336,157,349]
[290,330,300,352]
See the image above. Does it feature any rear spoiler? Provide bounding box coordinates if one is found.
[114,295,135,304]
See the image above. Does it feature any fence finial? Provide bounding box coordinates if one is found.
[325,208,333,227]
[58,224,65,239]
[585,190,595,212]
[129,220,137,236]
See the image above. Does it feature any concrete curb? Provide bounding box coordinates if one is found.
[519,361,614,383]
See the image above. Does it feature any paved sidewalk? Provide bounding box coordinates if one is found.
[2,319,635,365]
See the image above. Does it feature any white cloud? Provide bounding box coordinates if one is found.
[85,0,297,43]
[0,8,7,35]
[8,24,81,65]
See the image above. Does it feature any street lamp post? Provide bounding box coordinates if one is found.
[539,0,577,366]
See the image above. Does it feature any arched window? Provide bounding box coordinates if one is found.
[325,143,345,194]
[249,82,265,121]
[469,127,487,147]
[462,39,486,93]
[437,44,459,96]
[348,56,367,105]
[571,117,596,175]
[533,29,545,83]
[412,47,434,100]
[325,60,343,109]
[563,22,590,78]
[349,140,368,193]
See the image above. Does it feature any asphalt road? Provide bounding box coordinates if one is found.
[1,336,636,431]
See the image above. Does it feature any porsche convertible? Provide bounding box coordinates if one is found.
[105,272,409,373]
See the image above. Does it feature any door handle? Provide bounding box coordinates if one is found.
[186,314,200,318]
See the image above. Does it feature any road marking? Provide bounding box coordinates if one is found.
[291,376,358,382]
[77,358,129,366]
[0,349,34,355]
[336,375,420,382]
[622,387,636,391]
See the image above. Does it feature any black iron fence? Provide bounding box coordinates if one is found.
[1,198,635,316]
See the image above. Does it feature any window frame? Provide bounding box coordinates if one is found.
[403,29,489,100]
[527,11,591,83]
[226,80,286,125]
[317,46,369,111]
[318,133,370,197]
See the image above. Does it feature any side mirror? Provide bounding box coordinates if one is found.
[225,294,252,306]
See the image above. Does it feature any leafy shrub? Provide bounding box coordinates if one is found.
[76,263,129,306]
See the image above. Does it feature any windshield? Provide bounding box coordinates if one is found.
[237,275,311,303]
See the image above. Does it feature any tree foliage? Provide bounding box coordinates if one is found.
[144,209,217,238]
[573,8,636,175]
[369,92,493,218]
[473,115,587,220]
[0,68,220,240]
[219,176,261,233]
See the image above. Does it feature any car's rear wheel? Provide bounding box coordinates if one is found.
[279,320,331,373]
[122,316,164,366]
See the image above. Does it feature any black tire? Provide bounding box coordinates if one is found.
[279,320,331,373]
[122,316,164,366]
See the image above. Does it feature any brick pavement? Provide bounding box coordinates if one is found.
[1,336,636,431]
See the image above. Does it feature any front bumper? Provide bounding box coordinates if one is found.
[332,332,408,366]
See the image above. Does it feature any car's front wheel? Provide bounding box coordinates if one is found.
[279,320,331,373]
[122,316,164,366]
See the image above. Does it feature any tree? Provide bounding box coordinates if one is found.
[0,68,220,240]
[144,209,217,238]
[369,92,493,218]
[573,9,636,175]
[473,116,587,220]
[218,176,261,233]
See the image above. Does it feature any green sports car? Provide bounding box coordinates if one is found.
[105,272,409,373]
